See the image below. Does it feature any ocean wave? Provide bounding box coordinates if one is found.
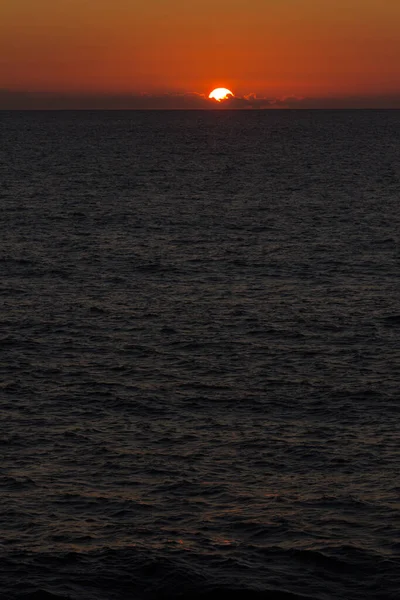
[2,544,399,600]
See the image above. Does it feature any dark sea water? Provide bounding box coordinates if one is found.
[0,110,399,600]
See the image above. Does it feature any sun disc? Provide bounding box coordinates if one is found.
[209,88,233,102]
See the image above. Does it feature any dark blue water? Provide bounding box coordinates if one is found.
[0,110,399,600]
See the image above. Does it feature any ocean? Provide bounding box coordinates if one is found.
[0,110,399,600]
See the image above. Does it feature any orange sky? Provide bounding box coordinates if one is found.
[1,0,400,99]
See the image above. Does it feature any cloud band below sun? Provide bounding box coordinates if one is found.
[1,89,400,110]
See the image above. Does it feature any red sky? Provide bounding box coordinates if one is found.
[1,0,400,107]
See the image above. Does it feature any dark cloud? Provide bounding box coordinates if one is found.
[1,89,400,110]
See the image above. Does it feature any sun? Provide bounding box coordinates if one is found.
[209,88,234,102]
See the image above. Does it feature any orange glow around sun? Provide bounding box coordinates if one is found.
[0,1,399,106]
[209,88,234,102]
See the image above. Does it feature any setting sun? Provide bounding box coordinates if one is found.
[209,88,234,102]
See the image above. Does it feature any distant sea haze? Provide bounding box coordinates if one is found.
[0,110,399,600]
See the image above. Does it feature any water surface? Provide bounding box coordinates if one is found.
[0,110,399,600]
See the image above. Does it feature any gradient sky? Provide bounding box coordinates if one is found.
[1,0,400,104]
